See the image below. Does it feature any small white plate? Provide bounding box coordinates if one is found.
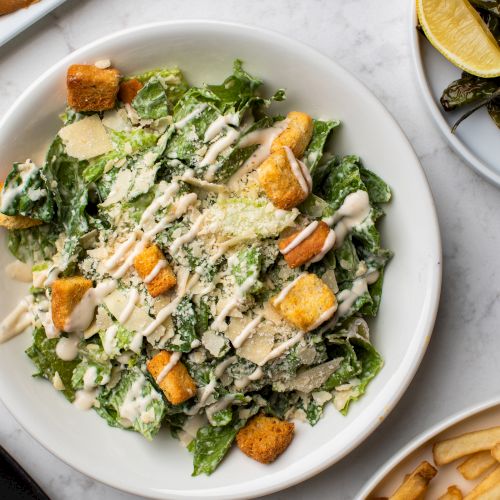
[0,0,67,47]
[0,21,442,499]
[409,2,500,187]
[358,397,500,498]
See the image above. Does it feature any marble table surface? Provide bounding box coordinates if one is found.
[0,0,499,499]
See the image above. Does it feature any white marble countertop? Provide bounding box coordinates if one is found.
[0,0,499,499]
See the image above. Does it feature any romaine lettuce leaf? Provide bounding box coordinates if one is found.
[165,297,198,352]
[128,67,188,106]
[303,119,340,175]
[132,78,168,120]
[25,327,80,401]
[97,367,165,440]
[7,224,59,264]
[191,419,245,476]
[0,162,54,222]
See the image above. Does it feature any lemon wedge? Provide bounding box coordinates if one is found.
[417,0,500,78]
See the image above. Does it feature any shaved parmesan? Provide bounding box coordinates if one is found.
[277,358,343,393]
[201,330,226,357]
[58,115,113,160]
[101,169,133,207]
[104,289,164,337]
[226,317,275,365]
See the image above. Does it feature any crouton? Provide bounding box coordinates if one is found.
[51,276,93,331]
[236,414,294,464]
[271,111,313,157]
[67,64,120,112]
[258,147,311,210]
[0,0,37,16]
[0,182,42,230]
[133,244,176,297]
[271,273,337,331]
[279,221,333,268]
[118,79,143,104]
[147,350,197,405]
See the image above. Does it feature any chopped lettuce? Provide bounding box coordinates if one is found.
[132,78,169,120]
[25,327,80,401]
[191,419,245,476]
[0,161,53,222]
[7,224,59,264]
[97,367,165,440]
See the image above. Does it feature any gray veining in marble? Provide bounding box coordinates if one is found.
[0,1,499,499]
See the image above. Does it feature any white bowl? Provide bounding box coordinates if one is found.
[0,21,442,499]
[358,397,500,499]
[409,1,500,187]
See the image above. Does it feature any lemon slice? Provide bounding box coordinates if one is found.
[417,0,500,78]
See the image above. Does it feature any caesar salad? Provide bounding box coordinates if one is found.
[0,59,392,475]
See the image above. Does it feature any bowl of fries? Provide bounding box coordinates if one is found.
[359,397,500,499]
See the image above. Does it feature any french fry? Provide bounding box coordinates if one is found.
[433,427,500,466]
[463,465,500,499]
[458,451,497,480]
[438,485,463,500]
[388,461,437,500]
[491,443,500,462]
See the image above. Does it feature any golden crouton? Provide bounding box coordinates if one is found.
[279,221,332,268]
[118,79,143,104]
[271,273,337,331]
[271,111,313,157]
[147,350,197,405]
[133,244,176,297]
[0,0,37,16]
[67,64,120,112]
[236,414,294,464]
[258,148,311,210]
[51,276,93,331]
[0,182,42,230]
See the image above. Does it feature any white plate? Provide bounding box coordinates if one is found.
[358,397,500,499]
[0,0,68,47]
[0,21,442,499]
[409,2,500,187]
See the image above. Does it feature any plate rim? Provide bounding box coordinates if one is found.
[356,396,500,499]
[408,1,500,188]
[0,19,443,499]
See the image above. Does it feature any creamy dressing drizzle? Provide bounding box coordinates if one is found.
[185,356,237,416]
[174,104,208,129]
[144,260,167,284]
[103,325,118,355]
[83,366,98,390]
[281,221,319,255]
[105,183,197,279]
[273,273,306,306]
[139,182,180,226]
[64,280,117,332]
[206,395,236,425]
[118,372,160,425]
[203,113,239,143]
[201,128,240,179]
[56,333,80,361]
[0,295,33,343]
[323,190,370,248]
[307,229,336,265]
[178,169,227,193]
[170,215,205,254]
[156,351,182,384]
[284,146,312,195]
[119,288,139,324]
[0,160,39,211]
[306,304,338,331]
[232,314,263,348]
[227,121,288,188]
[73,388,98,410]
[336,270,379,318]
